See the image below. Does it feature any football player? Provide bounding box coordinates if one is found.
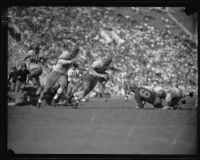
[64,62,82,105]
[162,87,194,110]
[8,66,18,91]
[70,55,122,108]
[129,84,167,109]
[24,44,46,95]
[122,71,134,101]
[37,45,80,107]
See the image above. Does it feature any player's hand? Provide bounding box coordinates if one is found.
[71,58,79,64]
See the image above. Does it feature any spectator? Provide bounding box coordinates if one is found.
[8,66,18,91]
[8,7,197,96]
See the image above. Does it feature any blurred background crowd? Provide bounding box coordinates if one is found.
[6,7,198,96]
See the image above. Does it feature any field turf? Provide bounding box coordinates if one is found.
[8,96,197,154]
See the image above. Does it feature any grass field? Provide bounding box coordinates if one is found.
[8,96,197,154]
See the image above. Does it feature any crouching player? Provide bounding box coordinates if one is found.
[37,46,80,108]
[129,84,166,109]
[71,55,122,108]
[162,87,194,110]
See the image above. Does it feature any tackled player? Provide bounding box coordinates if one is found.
[129,84,167,109]
[162,86,194,110]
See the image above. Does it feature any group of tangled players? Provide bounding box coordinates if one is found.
[9,43,195,110]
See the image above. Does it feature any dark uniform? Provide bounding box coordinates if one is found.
[164,87,193,109]
[15,64,30,92]
[133,86,164,109]
[24,46,44,91]
[8,67,18,91]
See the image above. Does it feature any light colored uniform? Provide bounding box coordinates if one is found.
[67,68,81,97]
[68,68,80,83]
[39,50,77,102]
[165,87,184,108]
[74,59,109,101]
[90,59,107,74]
[53,51,72,73]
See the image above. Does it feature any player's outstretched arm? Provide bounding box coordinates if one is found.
[109,66,123,72]
[57,59,76,65]
[89,68,107,79]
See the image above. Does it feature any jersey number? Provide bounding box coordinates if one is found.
[139,89,151,99]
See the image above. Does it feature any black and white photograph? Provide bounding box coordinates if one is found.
[5,6,198,155]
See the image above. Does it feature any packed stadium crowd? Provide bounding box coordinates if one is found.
[7,7,197,108]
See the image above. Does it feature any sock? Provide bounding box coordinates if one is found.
[74,96,78,103]
[54,94,59,100]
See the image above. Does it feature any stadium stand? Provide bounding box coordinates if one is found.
[7,7,197,95]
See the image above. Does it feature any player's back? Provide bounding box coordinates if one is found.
[136,86,156,104]
[143,86,154,92]
[68,68,80,82]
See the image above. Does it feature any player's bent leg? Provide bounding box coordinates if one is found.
[37,71,60,107]
[69,83,82,103]
[163,94,172,110]
[52,74,68,106]
[28,68,42,85]
[73,76,98,108]
[124,83,129,101]
[134,91,144,109]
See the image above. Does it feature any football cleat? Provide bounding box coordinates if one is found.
[181,99,186,104]
[81,98,89,102]
[162,106,170,110]
[177,106,182,110]
[81,98,86,102]
[136,106,142,109]
[58,100,69,106]
[51,99,59,106]
[37,102,41,108]
[72,101,79,109]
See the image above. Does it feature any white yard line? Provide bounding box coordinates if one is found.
[172,127,185,146]
[127,126,135,139]
[86,115,96,131]
[126,110,141,140]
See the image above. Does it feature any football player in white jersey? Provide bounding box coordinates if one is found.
[64,62,82,104]
[37,45,80,107]
[162,86,194,109]
[70,55,122,108]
